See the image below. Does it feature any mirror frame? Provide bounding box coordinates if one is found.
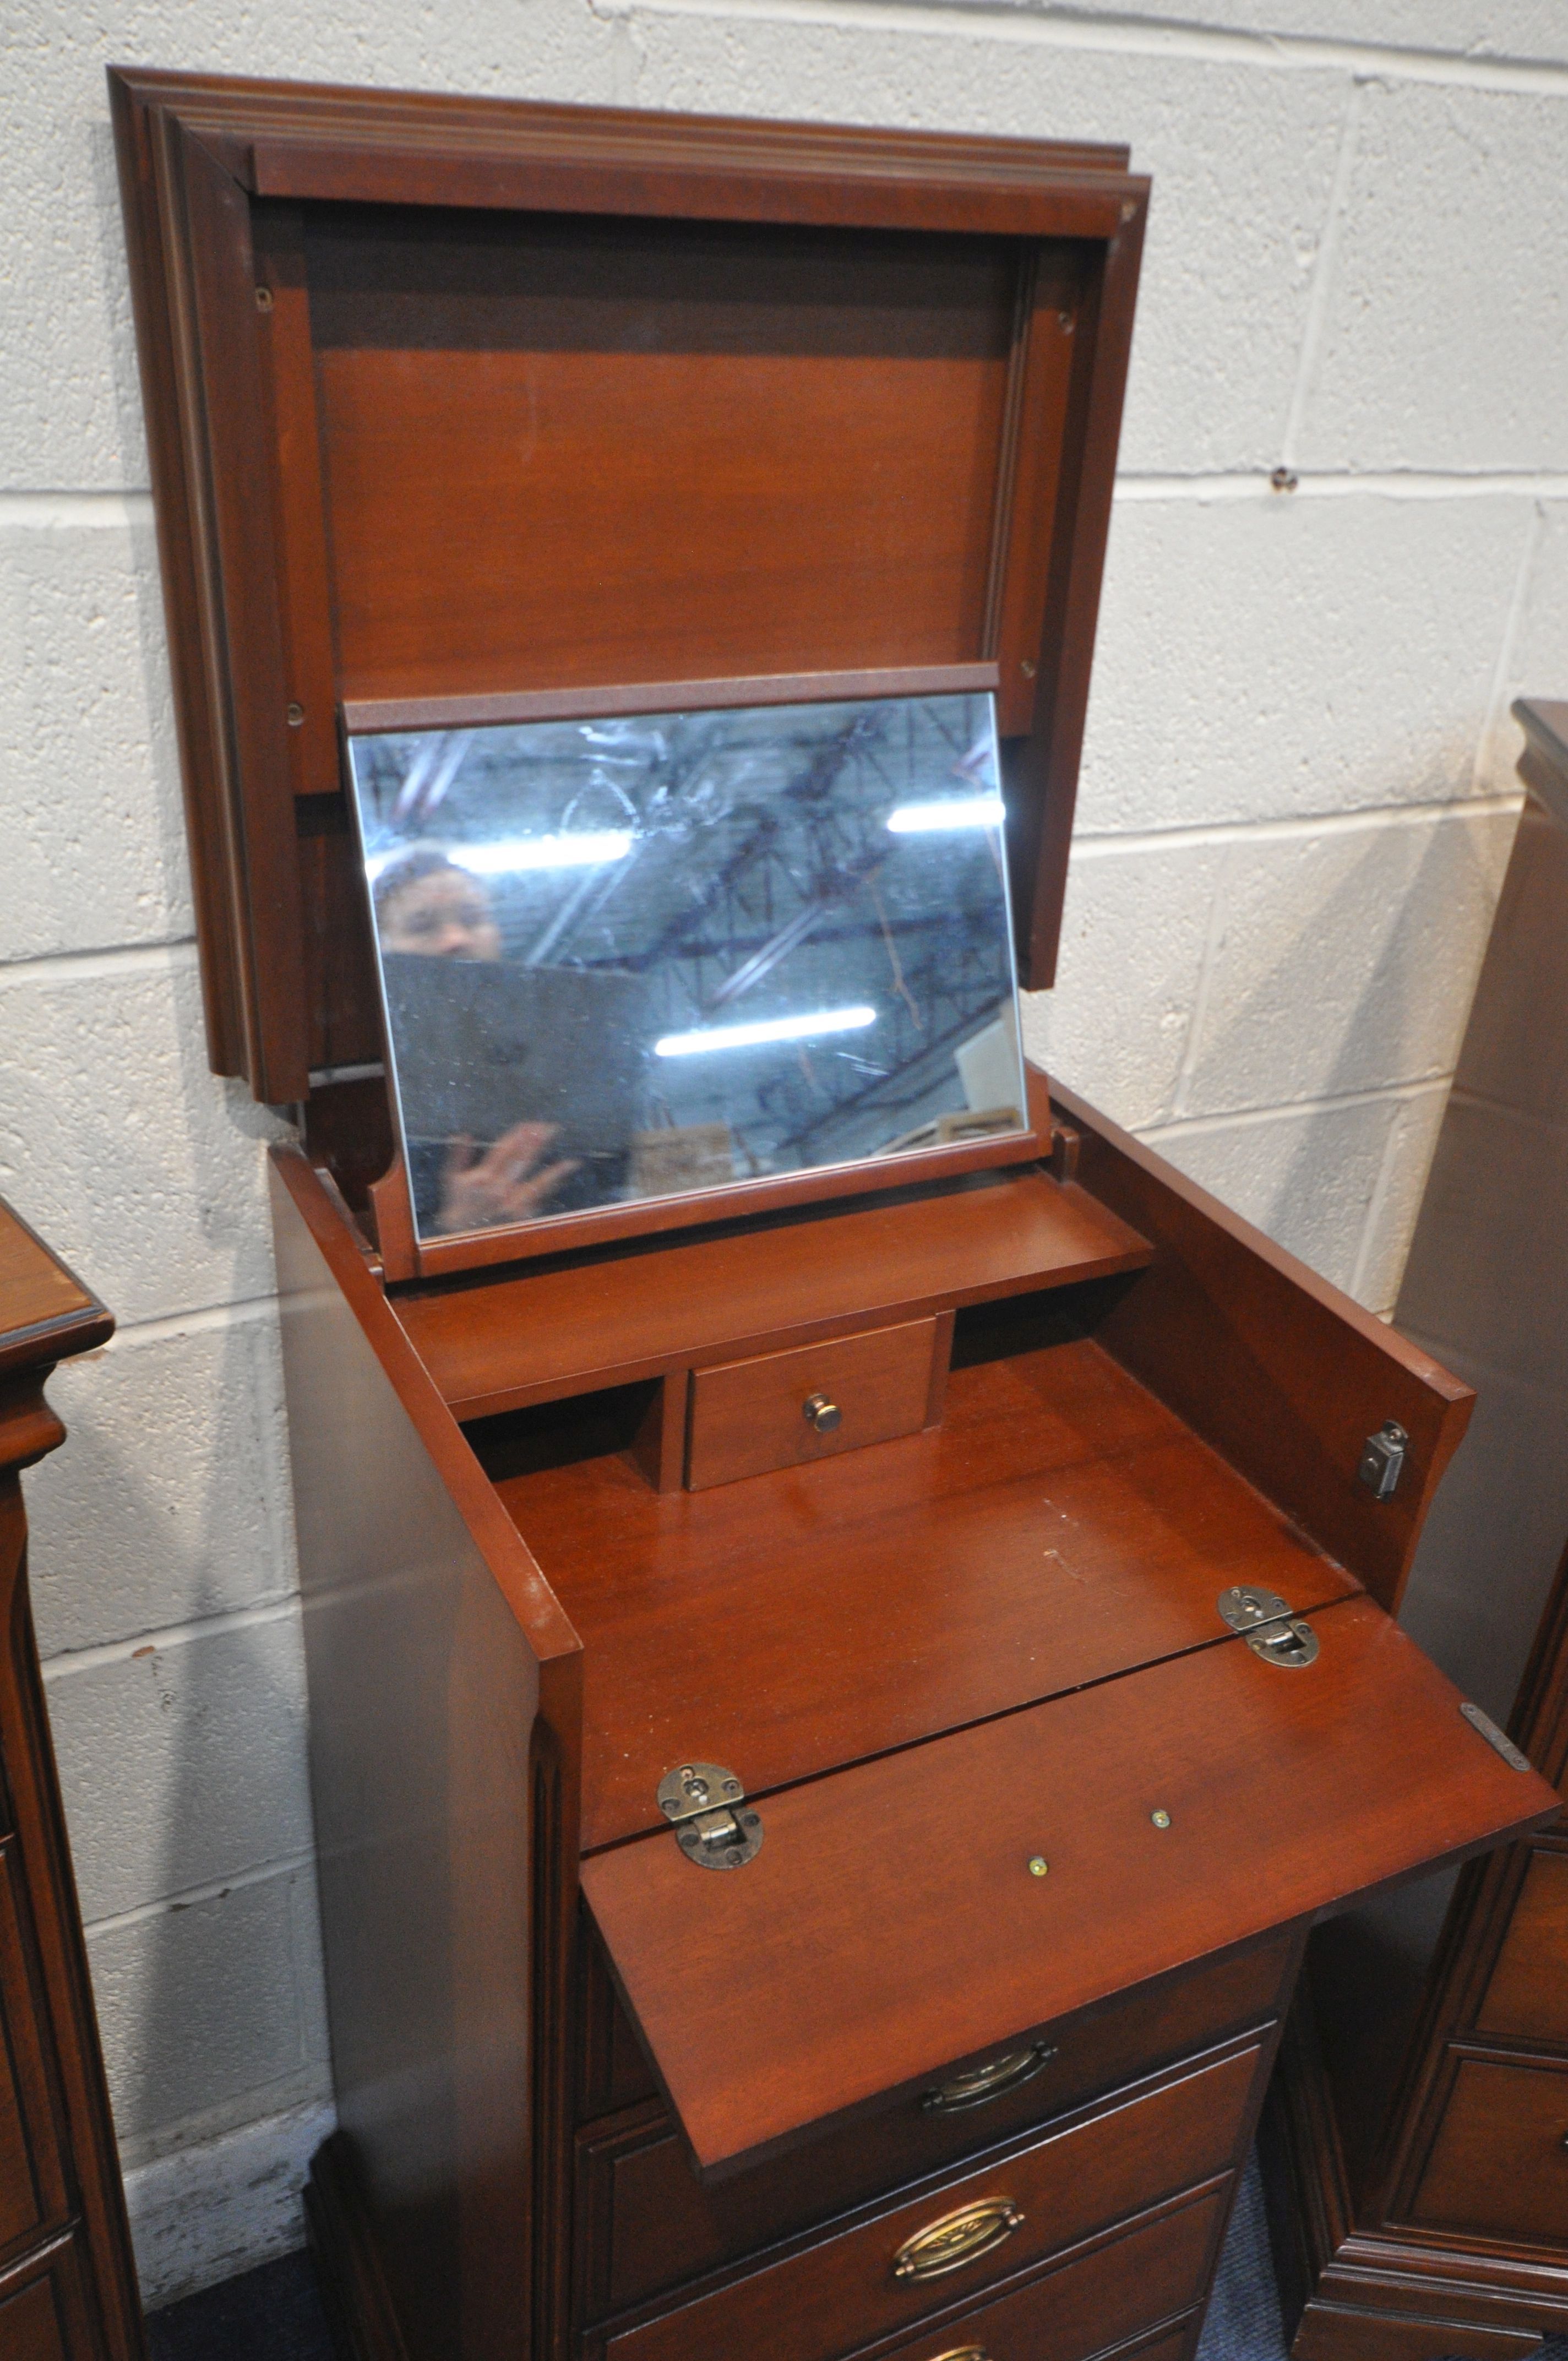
[346,670,1049,1278]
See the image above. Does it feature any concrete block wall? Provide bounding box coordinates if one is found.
[3,0,1565,2308]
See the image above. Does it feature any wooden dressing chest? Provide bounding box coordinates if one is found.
[109,68,1558,2361]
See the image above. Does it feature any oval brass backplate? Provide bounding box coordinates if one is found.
[892,2196,1023,2283]
[921,2043,1056,2113]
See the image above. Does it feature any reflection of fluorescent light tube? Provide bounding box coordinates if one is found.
[363,833,633,882]
[655,1006,877,1058]
[886,797,1005,833]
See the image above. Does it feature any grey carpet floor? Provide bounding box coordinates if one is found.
[144,2154,1555,2360]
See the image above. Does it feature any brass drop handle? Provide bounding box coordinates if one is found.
[892,2196,1023,2283]
[803,1392,842,1434]
[922,2042,1057,2113]
[930,2349,992,2360]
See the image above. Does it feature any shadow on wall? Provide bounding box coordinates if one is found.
[1150,794,1515,1304]
[32,1290,333,2302]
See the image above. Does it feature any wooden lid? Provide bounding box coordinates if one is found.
[111,70,1147,1107]
[583,1595,1557,2177]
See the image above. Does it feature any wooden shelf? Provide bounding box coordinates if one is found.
[485,1332,1359,1852]
[398,1166,1150,1419]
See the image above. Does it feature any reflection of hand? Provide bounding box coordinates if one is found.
[434,1123,580,1235]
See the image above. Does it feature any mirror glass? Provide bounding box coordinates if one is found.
[346,690,1027,1242]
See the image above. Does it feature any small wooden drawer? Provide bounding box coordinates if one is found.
[1406,2050,1568,2248]
[1474,1846,1568,2048]
[591,2038,1261,2361]
[576,1935,1289,2319]
[685,1318,941,1490]
[875,2182,1223,2361]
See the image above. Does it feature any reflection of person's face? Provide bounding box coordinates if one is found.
[379,868,501,961]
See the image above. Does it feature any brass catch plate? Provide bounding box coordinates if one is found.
[1245,1618,1319,1669]
[1460,1701,1533,1771]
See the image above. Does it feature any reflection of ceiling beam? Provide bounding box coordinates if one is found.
[704,855,882,1010]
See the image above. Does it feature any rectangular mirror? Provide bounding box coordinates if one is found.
[345,689,1028,1244]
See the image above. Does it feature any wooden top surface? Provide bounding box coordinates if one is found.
[582,1593,1558,2175]
[399,1170,1150,1418]
[497,1335,1360,1851]
[0,1201,111,1378]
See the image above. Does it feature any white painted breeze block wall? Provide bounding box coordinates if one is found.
[4,0,1567,2309]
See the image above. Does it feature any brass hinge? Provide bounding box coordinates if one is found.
[1217,1585,1320,1668]
[657,1762,764,1869]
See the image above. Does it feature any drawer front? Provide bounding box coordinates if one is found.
[686,1319,938,1490]
[578,1938,1289,2319]
[877,2183,1222,2361]
[1407,2052,1568,2248]
[1475,1847,1568,2048]
[0,2238,96,2361]
[597,2039,1261,2361]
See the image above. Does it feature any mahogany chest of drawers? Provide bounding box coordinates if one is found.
[109,67,1557,2361]
[0,1204,144,2360]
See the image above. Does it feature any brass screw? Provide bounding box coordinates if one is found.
[254,285,273,312]
[286,703,304,728]
[1151,1810,1172,1830]
[1027,1856,1049,1878]
[1020,657,1037,679]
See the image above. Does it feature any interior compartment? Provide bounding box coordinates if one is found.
[477,1320,1358,1852]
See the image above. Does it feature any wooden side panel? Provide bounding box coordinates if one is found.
[269,1147,583,2361]
[1055,1081,1474,1615]
[1003,206,1145,986]
[0,1489,144,2361]
[0,1845,68,2261]
[153,117,312,1100]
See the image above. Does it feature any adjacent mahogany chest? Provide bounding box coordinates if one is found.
[1265,700,1568,2361]
[109,68,1558,2361]
[0,1204,144,2361]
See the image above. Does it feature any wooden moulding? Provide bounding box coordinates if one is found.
[108,64,1149,1134]
[340,662,1000,738]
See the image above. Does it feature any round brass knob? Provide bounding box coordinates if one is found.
[803,1392,842,1434]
